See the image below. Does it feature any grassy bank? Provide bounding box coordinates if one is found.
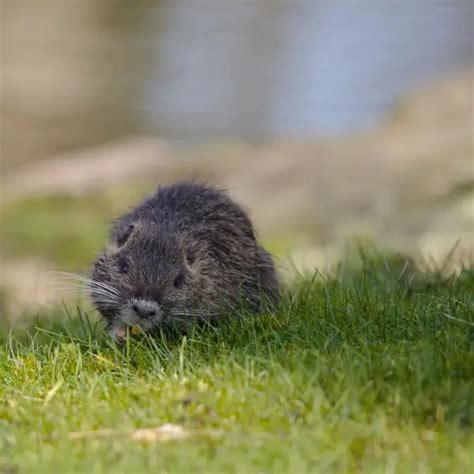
[0,187,148,270]
[0,259,472,473]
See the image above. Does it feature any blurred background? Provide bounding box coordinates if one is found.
[1,0,473,323]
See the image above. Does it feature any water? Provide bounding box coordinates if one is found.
[140,1,472,139]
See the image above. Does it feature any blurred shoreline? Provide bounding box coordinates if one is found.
[4,72,472,198]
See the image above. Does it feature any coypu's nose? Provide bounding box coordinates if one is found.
[131,300,158,319]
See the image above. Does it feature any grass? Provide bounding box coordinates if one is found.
[0,186,148,270]
[0,257,473,473]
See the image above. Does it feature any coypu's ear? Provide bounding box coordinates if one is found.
[117,223,135,247]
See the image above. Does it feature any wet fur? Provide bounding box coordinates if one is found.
[91,182,279,335]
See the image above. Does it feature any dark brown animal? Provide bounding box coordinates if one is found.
[90,182,279,338]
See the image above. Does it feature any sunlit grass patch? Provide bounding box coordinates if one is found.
[1,260,472,473]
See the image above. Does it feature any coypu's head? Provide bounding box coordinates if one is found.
[91,218,215,340]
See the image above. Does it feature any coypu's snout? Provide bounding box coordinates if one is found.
[112,298,163,340]
[130,299,160,319]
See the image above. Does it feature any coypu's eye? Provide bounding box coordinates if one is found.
[173,273,185,288]
[118,258,129,274]
[117,224,134,247]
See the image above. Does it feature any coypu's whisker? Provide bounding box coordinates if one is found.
[91,299,120,307]
[85,280,121,296]
[94,281,120,292]
[88,290,121,302]
[49,273,122,308]
[85,286,119,298]
[168,309,216,321]
[52,271,122,297]
[89,285,121,298]
[87,291,121,303]
[53,272,120,289]
[169,308,215,316]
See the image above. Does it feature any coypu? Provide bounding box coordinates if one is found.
[90,182,279,339]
